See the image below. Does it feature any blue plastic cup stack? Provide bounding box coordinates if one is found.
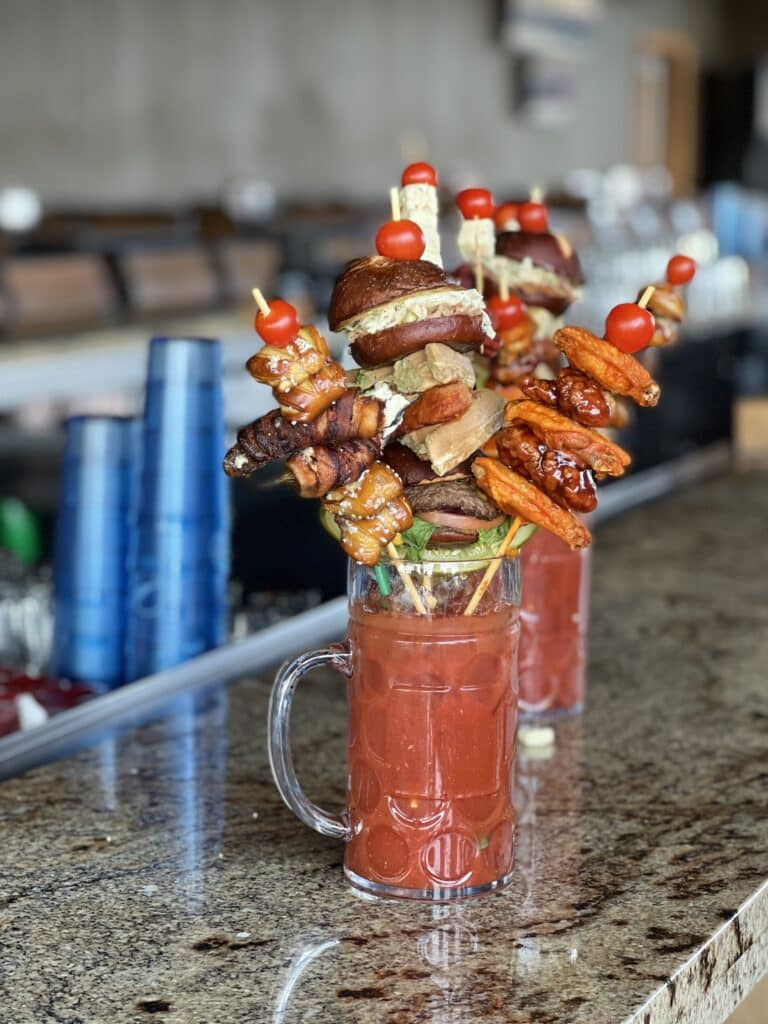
[51,416,137,689]
[126,337,229,680]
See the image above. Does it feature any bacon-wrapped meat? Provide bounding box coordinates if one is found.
[286,438,381,499]
[496,424,597,513]
[223,391,383,477]
[472,456,590,550]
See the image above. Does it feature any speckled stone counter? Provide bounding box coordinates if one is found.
[2,472,768,1024]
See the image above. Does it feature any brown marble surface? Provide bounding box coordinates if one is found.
[2,472,768,1024]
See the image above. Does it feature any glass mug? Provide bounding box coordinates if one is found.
[519,529,591,720]
[269,555,521,901]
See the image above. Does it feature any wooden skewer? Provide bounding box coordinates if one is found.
[390,186,401,221]
[253,472,293,491]
[252,287,271,316]
[463,517,524,616]
[638,285,655,309]
[530,185,545,204]
[474,230,484,294]
[387,542,427,615]
[499,265,510,302]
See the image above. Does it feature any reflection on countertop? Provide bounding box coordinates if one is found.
[1,472,768,1023]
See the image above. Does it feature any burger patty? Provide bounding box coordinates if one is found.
[405,478,501,522]
[350,314,489,368]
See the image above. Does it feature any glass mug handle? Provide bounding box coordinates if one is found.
[268,643,353,840]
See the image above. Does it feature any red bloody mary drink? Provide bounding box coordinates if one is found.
[344,605,519,898]
[269,554,521,901]
[519,528,590,719]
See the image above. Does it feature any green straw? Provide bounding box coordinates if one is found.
[374,563,391,596]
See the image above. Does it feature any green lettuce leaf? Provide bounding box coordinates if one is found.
[420,517,510,563]
[395,517,435,562]
[397,516,538,567]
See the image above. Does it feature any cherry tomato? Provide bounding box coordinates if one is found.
[255,299,300,347]
[375,219,426,260]
[401,162,438,186]
[518,202,549,233]
[666,254,696,285]
[494,202,519,230]
[604,302,655,354]
[487,294,526,332]
[456,188,494,220]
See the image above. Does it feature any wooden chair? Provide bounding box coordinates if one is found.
[217,238,281,304]
[119,245,219,317]
[1,253,116,336]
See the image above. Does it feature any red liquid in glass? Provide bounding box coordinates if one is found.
[345,607,519,895]
[519,529,590,718]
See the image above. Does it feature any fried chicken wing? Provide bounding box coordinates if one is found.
[553,326,660,407]
[520,370,612,427]
[518,375,557,407]
[472,457,591,549]
[496,425,597,513]
[504,400,630,477]
[554,369,612,427]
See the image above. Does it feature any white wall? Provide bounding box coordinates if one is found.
[0,0,721,204]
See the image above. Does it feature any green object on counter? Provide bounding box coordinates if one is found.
[0,498,42,564]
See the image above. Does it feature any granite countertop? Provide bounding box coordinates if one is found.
[2,472,768,1024]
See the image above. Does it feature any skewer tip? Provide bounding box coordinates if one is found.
[390,186,401,222]
[252,287,271,316]
[530,185,545,204]
[499,265,510,302]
